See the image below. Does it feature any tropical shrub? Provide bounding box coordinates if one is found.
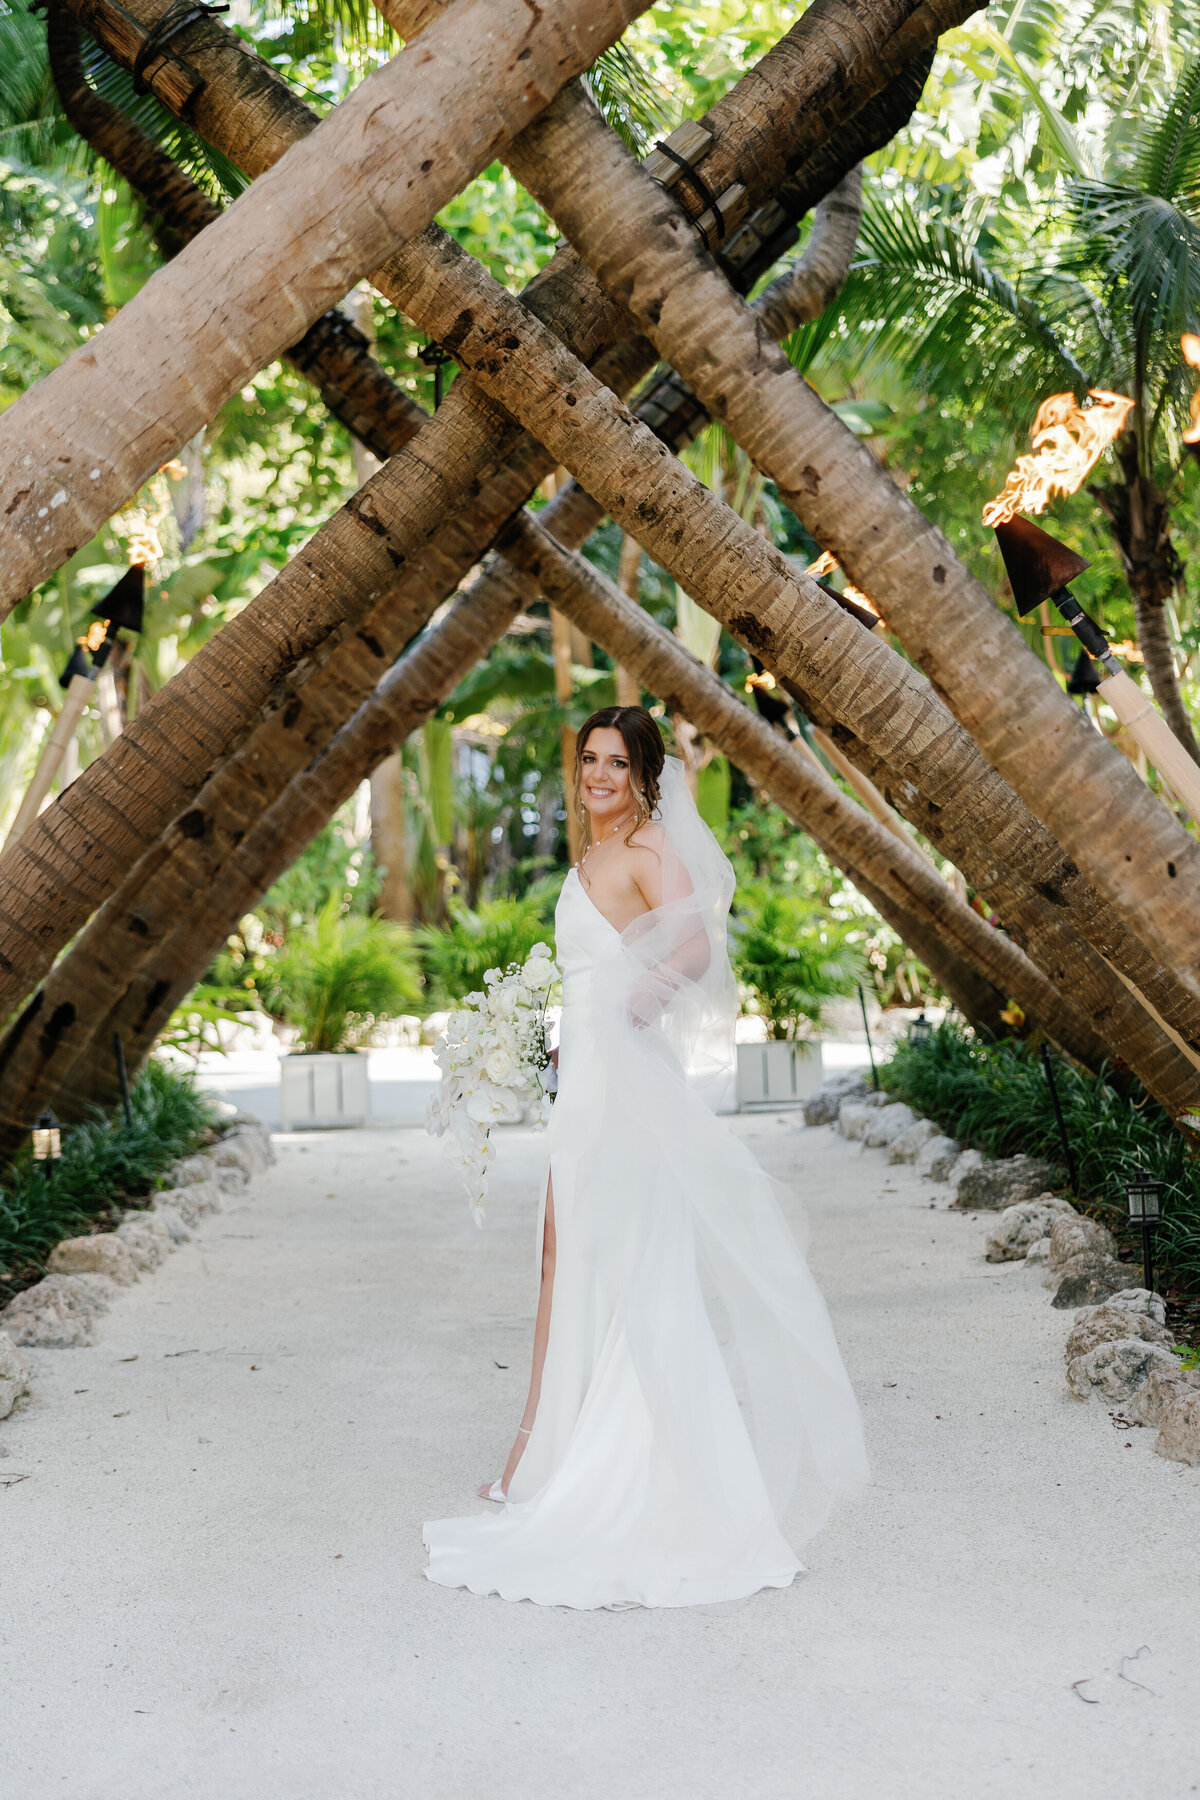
[255,903,423,1054]
[0,1061,216,1304]
[729,885,863,1040]
[416,895,556,1008]
[881,1019,1200,1299]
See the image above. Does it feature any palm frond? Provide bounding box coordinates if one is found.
[583,41,672,156]
[1066,178,1200,348]
[1130,51,1200,203]
[824,194,1090,414]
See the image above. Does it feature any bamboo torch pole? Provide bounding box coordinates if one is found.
[3,670,96,851]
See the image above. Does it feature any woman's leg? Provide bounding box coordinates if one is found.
[491,1173,556,1496]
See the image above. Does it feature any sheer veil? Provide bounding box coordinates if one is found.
[618,755,739,1111]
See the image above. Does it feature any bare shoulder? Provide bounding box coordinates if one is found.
[626,819,668,860]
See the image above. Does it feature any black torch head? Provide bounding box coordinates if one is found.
[59,642,92,688]
[815,577,879,632]
[1065,646,1103,696]
[994,514,1091,616]
[90,562,145,635]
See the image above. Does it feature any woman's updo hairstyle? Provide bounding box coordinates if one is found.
[574,705,665,856]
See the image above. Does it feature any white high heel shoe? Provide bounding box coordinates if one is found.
[477,1425,531,1501]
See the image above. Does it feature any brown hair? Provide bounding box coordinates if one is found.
[574,706,666,859]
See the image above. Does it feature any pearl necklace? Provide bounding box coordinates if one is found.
[580,811,634,869]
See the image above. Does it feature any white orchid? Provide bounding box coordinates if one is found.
[426,946,559,1224]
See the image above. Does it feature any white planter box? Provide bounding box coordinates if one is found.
[737,1039,824,1110]
[279,1052,370,1129]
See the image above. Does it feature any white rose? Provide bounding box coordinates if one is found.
[522,955,556,989]
[486,1047,516,1085]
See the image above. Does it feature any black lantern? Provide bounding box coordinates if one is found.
[31,1109,62,1166]
[1126,1169,1165,1296]
[908,1012,933,1048]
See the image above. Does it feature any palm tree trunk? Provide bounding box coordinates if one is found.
[369,754,414,925]
[496,511,1117,1068]
[65,566,537,1117]
[1,0,650,610]
[781,667,1200,1079]
[838,871,1010,1038]
[496,80,1200,1002]
[0,0,931,1015]
[47,3,431,464]
[315,201,1200,1082]
[1091,443,1200,765]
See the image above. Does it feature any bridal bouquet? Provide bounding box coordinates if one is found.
[425,943,559,1226]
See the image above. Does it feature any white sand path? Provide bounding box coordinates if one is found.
[3,1114,1198,1800]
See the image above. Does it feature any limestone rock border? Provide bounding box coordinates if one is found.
[0,1111,274,1415]
[803,1074,1199,1471]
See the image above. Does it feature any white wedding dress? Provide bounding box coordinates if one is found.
[424,760,867,1609]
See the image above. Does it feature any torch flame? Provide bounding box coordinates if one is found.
[804,550,883,622]
[1182,334,1200,444]
[982,389,1135,528]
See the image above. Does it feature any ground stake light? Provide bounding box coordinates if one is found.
[31,1109,62,1167]
[908,1012,932,1048]
[1125,1169,1164,1297]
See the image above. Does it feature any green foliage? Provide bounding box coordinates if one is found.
[0,1061,216,1298]
[253,811,379,945]
[729,884,863,1040]
[157,984,265,1061]
[416,895,556,1008]
[881,1019,1200,1296]
[255,901,423,1053]
[695,753,730,829]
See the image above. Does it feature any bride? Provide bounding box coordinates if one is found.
[424,705,868,1609]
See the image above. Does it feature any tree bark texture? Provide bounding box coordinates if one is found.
[65,576,532,1119]
[0,0,923,1015]
[500,80,1200,1001]
[319,234,1200,1117]
[46,3,432,465]
[0,0,650,609]
[780,664,1200,1086]
[370,754,414,925]
[752,168,863,340]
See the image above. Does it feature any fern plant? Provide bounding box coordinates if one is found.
[256,902,423,1054]
[416,895,556,1008]
[729,886,863,1041]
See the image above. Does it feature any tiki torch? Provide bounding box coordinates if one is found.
[984,391,1200,821]
[2,565,146,854]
